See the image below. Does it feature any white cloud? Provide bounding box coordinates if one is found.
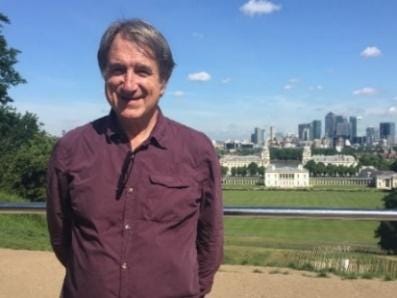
[240,0,282,17]
[309,85,323,91]
[361,46,382,58]
[221,78,231,84]
[283,78,300,90]
[172,90,185,97]
[353,87,378,96]
[364,106,397,117]
[388,106,397,114]
[192,32,204,39]
[187,71,211,81]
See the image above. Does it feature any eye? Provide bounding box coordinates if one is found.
[107,64,126,76]
[136,65,153,77]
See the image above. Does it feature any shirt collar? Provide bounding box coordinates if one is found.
[105,108,169,149]
[149,108,169,149]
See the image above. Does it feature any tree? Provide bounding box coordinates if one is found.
[231,167,237,177]
[304,160,316,176]
[221,166,229,177]
[390,160,397,172]
[258,166,265,177]
[1,133,55,201]
[375,190,397,254]
[0,105,55,201]
[0,13,26,105]
[247,162,258,176]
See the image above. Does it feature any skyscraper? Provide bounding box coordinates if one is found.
[379,122,396,146]
[298,123,311,140]
[349,116,357,141]
[335,116,350,138]
[251,127,266,145]
[311,120,322,139]
[325,112,335,138]
[366,127,378,145]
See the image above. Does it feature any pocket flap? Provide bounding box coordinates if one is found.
[149,175,190,188]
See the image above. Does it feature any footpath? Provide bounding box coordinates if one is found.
[0,248,396,298]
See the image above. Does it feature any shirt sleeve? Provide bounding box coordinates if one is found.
[197,141,224,297]
[46,140,72,267]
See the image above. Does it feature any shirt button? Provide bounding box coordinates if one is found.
[124,224,131,230]
[121,262,128,270]
[128,187,134,193]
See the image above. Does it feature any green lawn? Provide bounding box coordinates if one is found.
[224,190,385,209]
[0,190,26,203]
[1,189,395,278]
[0,214,50,250]
[225,217,379,250]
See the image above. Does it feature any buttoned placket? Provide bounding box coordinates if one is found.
[120,150,136,298]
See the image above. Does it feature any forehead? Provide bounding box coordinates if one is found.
[108,33,156,63]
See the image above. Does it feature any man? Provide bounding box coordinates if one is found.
[47,19,223,298]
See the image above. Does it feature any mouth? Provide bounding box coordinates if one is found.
[120,95,143,102]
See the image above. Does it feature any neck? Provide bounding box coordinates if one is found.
[119,109,159,150]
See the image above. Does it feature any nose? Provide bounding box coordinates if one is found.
[121,70,139,93]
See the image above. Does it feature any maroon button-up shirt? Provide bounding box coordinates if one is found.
[46,110,223,298]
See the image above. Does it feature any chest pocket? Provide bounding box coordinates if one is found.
[147,174,201,222]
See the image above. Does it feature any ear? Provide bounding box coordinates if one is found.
[160,81,167,96]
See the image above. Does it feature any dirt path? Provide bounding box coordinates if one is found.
[1,248,396,298]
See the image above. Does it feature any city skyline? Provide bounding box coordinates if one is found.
[2,0,397,140]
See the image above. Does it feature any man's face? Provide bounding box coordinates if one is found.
[104,34,165,124]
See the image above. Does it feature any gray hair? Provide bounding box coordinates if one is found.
[97,19,175,82]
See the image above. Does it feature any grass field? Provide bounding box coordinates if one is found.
[223,190,385,209]
[1,189,396,279]
[0,190,25,203]
[222,189,397,279]
[0,214,50,250]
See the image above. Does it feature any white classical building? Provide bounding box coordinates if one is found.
[220,145,270,174]
[302,146,357,167]
[265,164,310,188]
[375,171,397,190]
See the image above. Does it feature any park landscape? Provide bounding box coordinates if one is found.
[1,187,397,281]
[1,4,397,297]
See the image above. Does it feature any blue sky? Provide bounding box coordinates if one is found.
[2,0,397,140]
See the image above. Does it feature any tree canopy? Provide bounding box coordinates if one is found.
[0,105,56,201]
[0,13,54,201]
[375,190,397,254]
[0,13,26,105]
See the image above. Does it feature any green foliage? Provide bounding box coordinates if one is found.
[0,190,25,202]
[359,153,390,170]
[390,160,397,172]
[304,159,358,177]
[375,190,397,254]
[311,148,337,155]
[0,214,51,250]
[0,105,56,201]
[237,148,262,156]
[221,166,228,177]
[247,162,258,176]
[229,163,264,177]
[0,13,26,105]
[270,148,302,161]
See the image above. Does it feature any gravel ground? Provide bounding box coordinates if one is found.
[1,248,396,298]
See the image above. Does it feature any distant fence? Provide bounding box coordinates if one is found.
[1,202,397,221]
[222,176,373,187]
[222,176,263,185]
[310,177,373,187]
